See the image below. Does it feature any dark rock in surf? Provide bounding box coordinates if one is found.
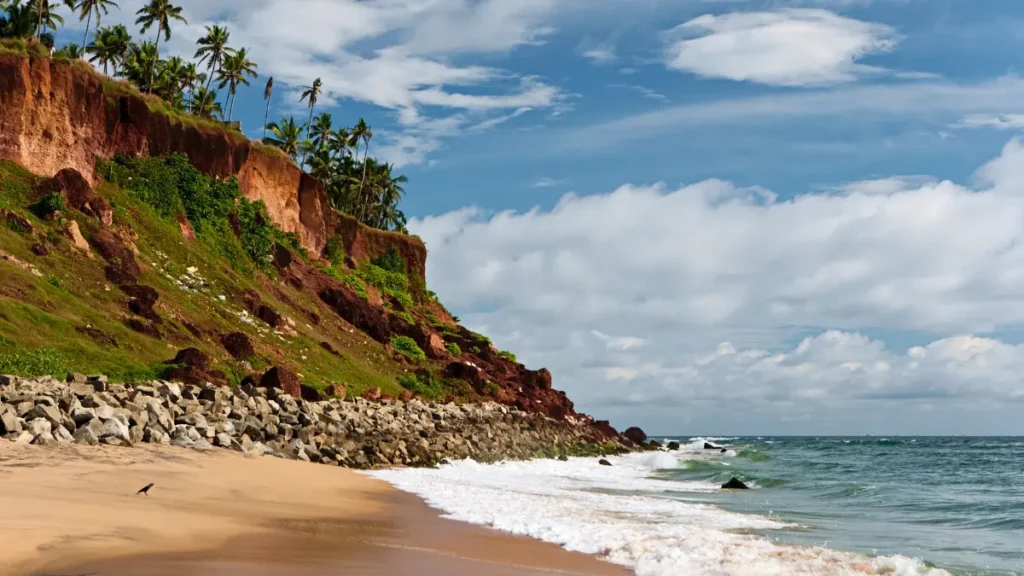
[598,459,612,466]
[649,439,663,448]
[623,426,647,443]
[721,477,749,490]
[704,442,722,450]
[720,448,728,453]
[667,441,681,451]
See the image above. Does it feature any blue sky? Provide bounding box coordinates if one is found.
[53,0,1024,434]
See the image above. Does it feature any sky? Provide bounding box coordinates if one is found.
[50,0,1024,435]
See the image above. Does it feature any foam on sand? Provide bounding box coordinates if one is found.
[369,451,951,576]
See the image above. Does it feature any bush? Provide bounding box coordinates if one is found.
[0,337,67,377]
[341,273,368,299]
[390,335,426,362]
[498,350,518,363]
[371,247,406,274]
[323,235,345,267]
[30,192,66,219]
[445,342,461,357]
[358,262,414,309]
[397,372,469,400]
[237,198,274,270]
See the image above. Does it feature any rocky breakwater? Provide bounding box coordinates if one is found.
[0,375,628,467]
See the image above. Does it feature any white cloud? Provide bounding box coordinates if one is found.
[411,138,1024,433]
[78,0,564,166]
[609,84,670,103]
[582,47,617,65]
[662,9,900,86]
[953,113,1024,130]
[531,178,566,188]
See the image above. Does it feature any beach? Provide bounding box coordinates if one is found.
[0,442,626,576]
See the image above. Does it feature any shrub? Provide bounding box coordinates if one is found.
[371,247,406,274]
[30,192,66,219]
[0,337,67,377]
[445,342,461,357]
[323,235,345,267]
[341,274,368,299]
[397,372,468,400]
[390,335,426,362]
[237,199,274,269]
[498,350,518,363]
[394,310,415,325]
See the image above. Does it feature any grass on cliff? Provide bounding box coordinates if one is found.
[0,159,407,395]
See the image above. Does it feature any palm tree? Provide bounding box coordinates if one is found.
[194,24,229,113]
[262,76,273,141]
[188,85,221,118]
[134,0,186,94]
[34,0,66,37]
[299,77,322,164]
[53,42,82,58]
[310,113,334,152]
[353,117,374,219]
[86,26,117,74]
[1,0,37,38]
[75,0,117,54]
[263,116,303,159]
[122,40,157,91]
[180,60,200,107]
[156,54,187,100]
[216,46,256,121]
[333,127,351,161]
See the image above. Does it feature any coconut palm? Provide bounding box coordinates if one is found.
[188,85,221,118]
[121,40,158,91]
[352,117,373,219]
[155,54,188,100]
[1,0,37,38]
[333,127,351,161]
[194,24,229,112]
[310,113,335,153]
[216,46,256,121]
[75,0,117,54]
[85,26,117,73]
[134,0,186,93]
[180,60,200,107]
[262,76,273,141]
[34,0,66,36]
[53,41,82,58]
[299,77,322,163]
[263,116,303,159]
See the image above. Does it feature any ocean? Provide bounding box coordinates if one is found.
[369,436,1024,576]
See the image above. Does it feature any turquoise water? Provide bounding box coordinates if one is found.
[660,437,1023,575]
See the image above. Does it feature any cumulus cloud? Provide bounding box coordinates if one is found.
[662,9,900,86]
[411,138,1024,433]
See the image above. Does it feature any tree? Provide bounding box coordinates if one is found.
[1,0,37,38]
[352,117,373,220]
[310,113,334,153]
[34,0,66,36]
[188,85,221,118]
[87,23,128,75]
[194,24,230,113]
[216,46,256,121]
[263,116,303,159]
[180,60,200,107]
[121,40,159,90]
[299,77,322,164]
[75,0,117,54]
[134,0,186,93]
[53,41,82,58]
[262,76,273,141]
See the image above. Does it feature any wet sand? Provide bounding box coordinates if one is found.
[0,442,627,576]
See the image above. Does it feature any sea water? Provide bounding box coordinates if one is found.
[369,437,1023,575]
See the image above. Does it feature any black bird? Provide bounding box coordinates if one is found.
[136,483,154,495]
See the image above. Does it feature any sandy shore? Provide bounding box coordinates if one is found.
[0,442,627,576]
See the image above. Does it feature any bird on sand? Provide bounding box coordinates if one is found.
[136,483,155,495]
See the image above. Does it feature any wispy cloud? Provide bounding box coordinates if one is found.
[563,76,1024,150]
[952,113,1024,131]
[609,83,670,103]
[582,47,617,65]
[532,177,567,188]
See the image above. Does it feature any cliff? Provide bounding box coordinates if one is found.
[0,53,425,279]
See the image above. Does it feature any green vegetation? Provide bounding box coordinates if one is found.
[358,252,415,310]
[99,153,271,273]
[1,0,413,234]
[322,235,344,267]
[390,335,425,362]
[397,371,471,401]
[340,273,368,299]
[445,342,461,357]
[30,191,65,219]
[0,336,67,377]
[498,350,518,363]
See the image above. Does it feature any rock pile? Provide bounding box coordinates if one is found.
[0,374,628,467]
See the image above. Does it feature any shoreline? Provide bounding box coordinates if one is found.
[0,442,627,576]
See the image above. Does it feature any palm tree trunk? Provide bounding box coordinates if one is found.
[148,33,160,94]
[82,11,93,55]
[227,89,235,121]
[359,142,371,221]
[263,99,271,141]
[36,0,43,37]
[301,105,315,167]
[199,59,216,116]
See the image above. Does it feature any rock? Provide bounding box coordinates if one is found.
[15,430,34,444]
[667,441,681,451]
[272,243,293,269]
[300,385,322,402]
[721,477,750,490]
[98,418,130,442]
[31,242,50,256]
[176,214,195,241]
[256,304,282,328]
[220,332,254,360]
[325,383,346,399]
[64,220,90,252]
[2,209,33,234]
[66,372,88,384]
[260,367,302,399]
[623,427,647,444]
[169,348,211,372]
[122,284,160,321]
[704,442,722,450]
[25,404,62,427]
[32,431,57,446]
[720,448,728,454]
[163,348,213,385]
[73,425,99,445]
[398,390,414,402]
[0,409,20,435]
[557,454,569,461]
[648,440,663,448]
[361,387,382,402]
[92,229,140,284]
[27,418,52,436]
[43,168,112,225]
[598,459,613,466]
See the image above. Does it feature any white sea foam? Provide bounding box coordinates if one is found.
[367,451,951,576]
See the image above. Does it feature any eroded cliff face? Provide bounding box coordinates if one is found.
[0,54,426,278]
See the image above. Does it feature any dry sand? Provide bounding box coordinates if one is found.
[0,442,628,576]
